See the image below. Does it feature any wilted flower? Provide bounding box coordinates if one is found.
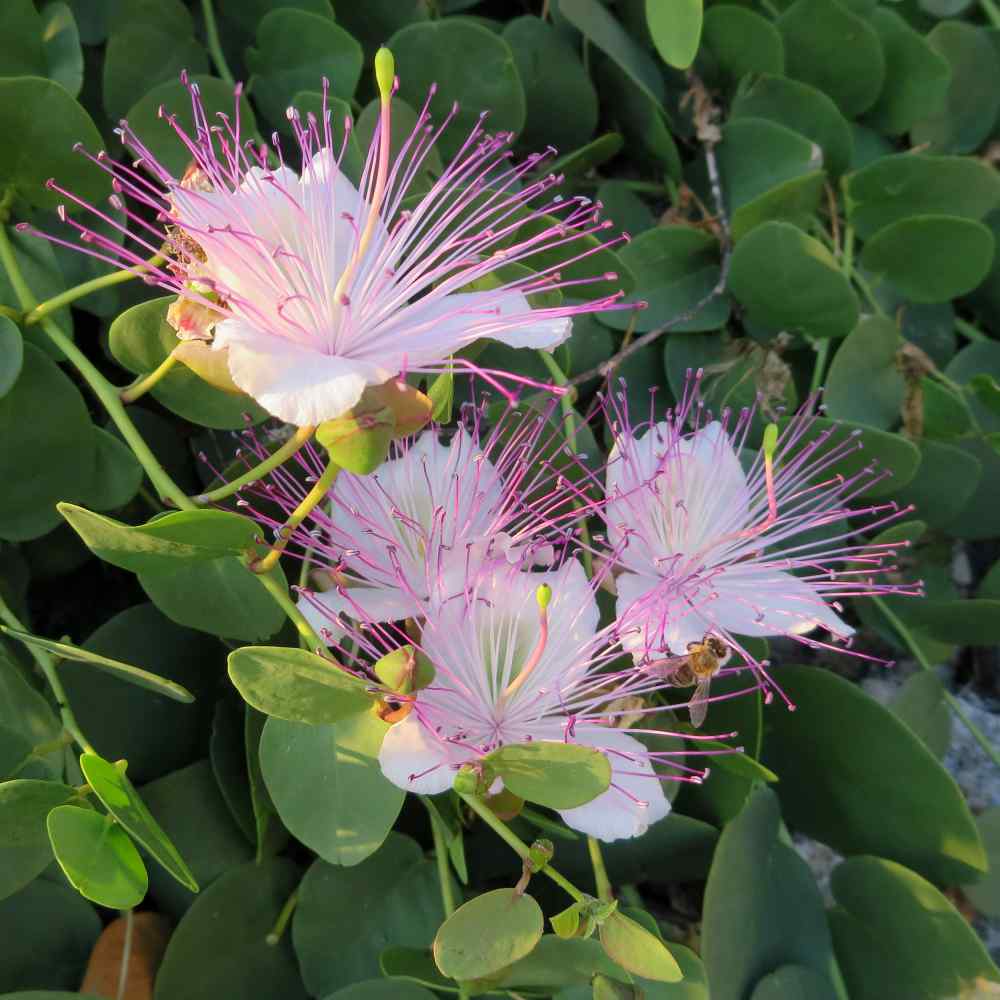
[31,50,631,425]
[235,399,597,632]
[336,558,730,842]
[603,373,921,677]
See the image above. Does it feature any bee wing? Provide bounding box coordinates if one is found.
[689,678,711,728]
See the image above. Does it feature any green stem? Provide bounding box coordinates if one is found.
[956,317,990,343]
[252,460,339,574]
[195,425,315,504]
[0,592,94,755]
[0,224,195,510]
[536,350,595,577]
[23,257,163,325]
[120,352,180,403]
[981,0,1000,27]
[254,568,324,650]
[872,595,1000,771]
[423,797,458,917]
[587,836,613,903]
[265,887,299,946]
[808,339,830,396]
[459,792,586,903]
[201,0,235,86]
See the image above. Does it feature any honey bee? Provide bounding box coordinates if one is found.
[644,634,728,729]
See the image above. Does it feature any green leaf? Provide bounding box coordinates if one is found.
[0,627,194,703]
[700,5,783,86]
[912,20,1000,154]
[380,946,461,994]
[323,983,437,1000]
[293,833,448,996]
[777,0,885,116]
[0,877,100,994]
[889,670,952,759]
[79,752,198,892]
[717,120,824,242]
[863,8,951,136]
[247,8,362,124]
[316,412,394,475]
[731,74,852,180]
[913,598,1000,644]
[503,15,598,153]
[829,856,1000,999]
[58,504,261,574]
[153,859,309,1000]
[729,222,859,339]
[63,604,219,784]
[260,713,403,867]
[102,0,206,121]
[823,316,904,428]
[108,296,268,429]
[433,888,544,981]
[0,344,96,543]
[861,215,994,303]
[125,75,258,178]
[0,779,77,901]
[964,807,1000,917]
[485,742,611,810]
[0,653,61,781]
[47,805,148,909]
[598,911,682,983]
[779,415,920,497]
[139,557,286,642]
[77,428,143,514]
[0,77,108,210]
[892,439,981,529]
[846,153,1000,240]
[761,665,986,884]
[549,133,624,180]
[598,226,729,335]
[750,965,841,1000]
[209,696,256,846]
[389,19,525,161]
[646,0,702,70]
[0,317,23,401]
[560,0,663,106]
[701,787,844,1000]
[0,0,46,76]
[139,760,253,920]
[228,645,373,724]
[41,2,84,98]
[498,935,633,990]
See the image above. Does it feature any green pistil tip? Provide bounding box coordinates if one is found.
[375,47,395,103]
[536,584,552,610]
[763,423,779,461]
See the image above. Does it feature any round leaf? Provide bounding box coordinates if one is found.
[79,752,198,893]
[701,787,843,1000]
[829,856,1000,999]
[646,0,702,70]
[761,665,986,884]
[0,76,108,209]
[47,805,148,909]
[41,2,84,98]
[912,21,1000,154]
[293,834,448,996]
[965,807,1000,918]
[700,5,783,86]
[728,222,859,339]
[823,315,904,428]
[260,713,403,867]
[750,965,841,1000]
[861,215,994,303]
[153,858,309,1000]
[486,742,611,810]
[323,983,436,1000]
[228,646,373,725]
[892,438,981,529]
[108,297,268,429]
[246,8,362,124]
[889,670,952,759]
[777,0,885,116]
[389,19,526,161]
[433,888,544,981]
[0,316,23,400]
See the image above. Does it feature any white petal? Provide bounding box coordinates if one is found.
[378,713,470,795]
[213,318,389,425]
[694,565,854,641]
[298,586,417,640]
[552,726,671,842]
